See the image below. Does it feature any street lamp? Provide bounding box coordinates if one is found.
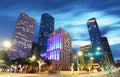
[95,47,102,56]
[74,56,77,59]
[3,40,11,48]
[77,51,84,71]
[30,55,36,61]
[29,55,37,73]
[78,51,83,56]
[90,57,94,60]
[97,47,101,50]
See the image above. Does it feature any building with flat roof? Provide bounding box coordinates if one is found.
[41,28,72,71]
[9,12,36,59]
[80,45,92,63]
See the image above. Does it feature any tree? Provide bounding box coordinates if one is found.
[37,58,46,72]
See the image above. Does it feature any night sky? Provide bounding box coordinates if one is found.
[0,0,120,61]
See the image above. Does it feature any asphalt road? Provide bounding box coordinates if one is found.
[0,71,119,77]
[108,72,120,77]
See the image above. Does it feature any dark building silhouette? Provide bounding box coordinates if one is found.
[37,13,54,54]
[9,12,36,59]
[87,18,104,63]
[0,48,9,64]
[101,37,115,65]
[31,42,37,55]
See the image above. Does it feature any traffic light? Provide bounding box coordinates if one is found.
[94,51,102,56]
[95,47,102,56]
[87,52,93,57]
[95,51,100,55]
[104,65,109,71]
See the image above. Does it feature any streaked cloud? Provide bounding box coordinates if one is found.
[0,0,120,60]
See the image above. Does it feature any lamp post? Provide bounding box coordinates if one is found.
[1,40,12,67]
[77,51,84,71]
[29,55,36,73]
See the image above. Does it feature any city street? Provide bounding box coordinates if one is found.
[1,71,119,77]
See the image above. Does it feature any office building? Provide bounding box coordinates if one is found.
[80,45,92,63]
[101,37,115,65]
[37,13,54,54]
[41,28,72,71]
[87,18,104,63]
[9,12,36,59]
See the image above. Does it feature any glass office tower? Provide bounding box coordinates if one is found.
[87,18,104,63]
[37,13,54,54]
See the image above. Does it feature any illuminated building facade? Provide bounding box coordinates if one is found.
[9,12,36,59]
[37,13,54,54]
[41,28,72,71]
[87,18,104,63]
[101,37,115,65]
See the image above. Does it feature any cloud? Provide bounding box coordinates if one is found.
[72,41,90,49]
[110,43,120,61]
[0,15,15,36]
[72,40,90,54]
[106,30,120,45]
[0,0,120,60]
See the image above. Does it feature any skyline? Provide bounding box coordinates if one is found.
[0,0,120,61]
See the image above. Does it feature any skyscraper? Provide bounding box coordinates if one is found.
[37,13,54,54]
[87,18,104,63]
[9,12,36,59]
[41,28,72,71]
[101,37,115,65]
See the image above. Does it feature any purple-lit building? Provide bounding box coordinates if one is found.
[9,12,36,59]
[41,28,72,71]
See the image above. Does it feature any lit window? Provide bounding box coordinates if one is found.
[94,25,96,28]
[89,27,91,30]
